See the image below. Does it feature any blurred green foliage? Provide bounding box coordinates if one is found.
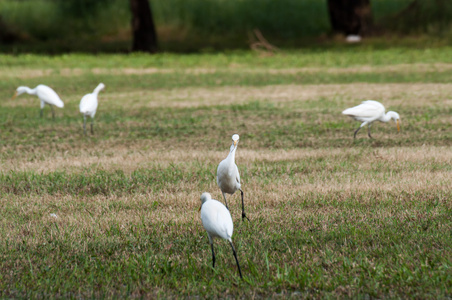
[0,0,451,52]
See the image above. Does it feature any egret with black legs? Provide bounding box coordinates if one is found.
[80,83,105,135]
[217,134,250,221]
[12,85,64,118]
[342,100,400,139]
[199,192,243,279]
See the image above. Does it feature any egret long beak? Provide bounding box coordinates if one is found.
[397,119,400,132]
[198,205,202,212]
[11,91,18,100]
[233,140,238,147]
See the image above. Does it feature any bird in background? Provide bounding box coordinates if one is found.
[79,83,105,135]
[199,192,243,279]
[217,134,250,222]
[342,100,400,139]
[12,84,64,119]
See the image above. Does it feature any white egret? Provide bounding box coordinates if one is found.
[217,134,250,221]
[12,84,64,118]
[199,192,243,279]
[79,83,105,135]
[342,100,400,139]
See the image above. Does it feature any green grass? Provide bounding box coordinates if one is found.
[0,48,452,298]
[2,47,452,69]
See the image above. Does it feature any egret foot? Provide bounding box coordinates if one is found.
[242,211,251,222]
[240,190,250,222]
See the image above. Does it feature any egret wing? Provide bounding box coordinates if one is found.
[36,85,64,108]
[80,93,98,115]
[201,201,233,240]
[216,208,233,239]
[235,164,241,185]
[342,100,385,121]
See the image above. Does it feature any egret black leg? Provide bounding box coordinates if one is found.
[40,109,43,118]
[229,241,243,279]
[222,193,229,210]
[367,124,373,139]
[90,118,94,134]
[83,116,87,135]
[353,125,362,139]
[210,243,216,268]
[240,189,250,222]
[51,106,55,119]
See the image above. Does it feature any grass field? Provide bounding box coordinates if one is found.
[0,47,451,298]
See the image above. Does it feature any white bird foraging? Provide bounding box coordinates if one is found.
[342,100,401,139]
[217,134,250,222]
[12,84,64,118]
[199,192,243,279]
[79,83,105,135]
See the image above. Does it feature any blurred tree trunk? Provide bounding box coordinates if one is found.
[130,0,158,52]
[0,16,19,44]
[327,0,373,35]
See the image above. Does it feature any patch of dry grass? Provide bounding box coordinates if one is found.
[1,146,451,173]
[89,83,452,109]
[5,63,452,79]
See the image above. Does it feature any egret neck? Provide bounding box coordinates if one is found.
[93,84,105,95]
[380,111,398,123]
[226,143,238,176]
[19,86,37,96]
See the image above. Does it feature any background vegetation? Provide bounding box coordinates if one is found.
[1,0,452,52]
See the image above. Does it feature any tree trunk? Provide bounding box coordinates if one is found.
[327,0,373,36]
[129,0,158,52]
[0,16,19,44]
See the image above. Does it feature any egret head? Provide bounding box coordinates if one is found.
[232,134,240,146]
[200,192,212,204]
[388,111,401,132]
[12,86,28,100]
[199,192,212,211]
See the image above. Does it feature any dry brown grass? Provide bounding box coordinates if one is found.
[106,83,452,109]
[2,146,451,173]
[4,63,452,79]
[5,83,452,110]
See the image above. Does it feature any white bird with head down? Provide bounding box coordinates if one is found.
[79,83,105,135]
[217,134,250,221]
[12,84,64,118]
[199,192,243,279]
[342,100,400,139]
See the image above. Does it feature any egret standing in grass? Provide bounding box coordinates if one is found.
[342,100,400,139]
[79,83,105,135]
[12,84,64,118]
[217,134,250,221]
[199,192,243,279]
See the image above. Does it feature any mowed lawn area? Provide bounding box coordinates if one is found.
[0,48,451,298]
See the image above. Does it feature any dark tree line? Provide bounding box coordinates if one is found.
[327,0,373,36]
[2,0,436,52]
[130,0,158,53]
